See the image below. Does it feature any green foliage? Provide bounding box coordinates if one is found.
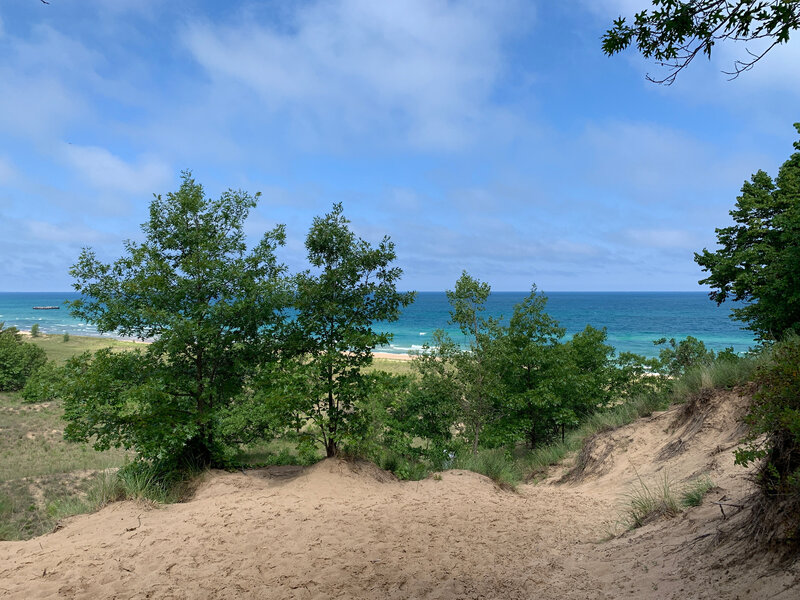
[603,1,800,84]
[65,172,290,467]
[695,124,800,341]
[653,336,715,376]
[20,361,64,403]
[286,203,415,458]
[62,332,70,343]
[30,324,40,337]
[0,325,47,392]
[427,272,505,455]
[735,335,800,496]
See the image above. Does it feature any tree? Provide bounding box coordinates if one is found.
[603,1,800,84]
[493,286,565,448]
[695,123,800,341]
[288,203,414,458]
[442,272,505,455]
[64,172,290,467]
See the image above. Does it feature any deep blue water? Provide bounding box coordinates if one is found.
[0,291,755,358]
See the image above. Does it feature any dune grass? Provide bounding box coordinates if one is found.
[0,389,133,540]
[26,333,142,365]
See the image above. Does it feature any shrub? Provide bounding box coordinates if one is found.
[654,336,714,377]
[21,361,64,403]
[0,325,47,391]
[736,335,800,497]
[30,324,40,337]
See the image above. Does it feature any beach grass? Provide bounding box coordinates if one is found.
[26,333,142,365]
[0,389,132,540]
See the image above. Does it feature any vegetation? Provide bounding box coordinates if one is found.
[65,171,291,469]
[0,324,46,392]
[695,123,800,341]
[286,203,414,458]
[736,336,800,496]
[603,1,800,84]
[30,323,40,337]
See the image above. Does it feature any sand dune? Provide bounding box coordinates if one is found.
[1,389,798,599]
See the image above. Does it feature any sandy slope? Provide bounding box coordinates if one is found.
[1,389,798,599]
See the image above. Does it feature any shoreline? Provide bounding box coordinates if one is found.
[14,328,414,360]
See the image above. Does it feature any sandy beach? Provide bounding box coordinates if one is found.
[1,387,796,599]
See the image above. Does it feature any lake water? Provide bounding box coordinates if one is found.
[0,291,755,358]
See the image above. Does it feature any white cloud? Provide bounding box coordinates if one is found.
[26,220,113,244]
[61,144,171,196]
[578,120,765,207]
[182,0,528,150]
[623,228,699,250]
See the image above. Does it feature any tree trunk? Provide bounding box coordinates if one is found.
[326,438,337,458]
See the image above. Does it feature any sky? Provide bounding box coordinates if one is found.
[0,0,798,292]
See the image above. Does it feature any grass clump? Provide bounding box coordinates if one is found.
[623,472,681,529]
[454,448,522,490]
[680,476,715,507]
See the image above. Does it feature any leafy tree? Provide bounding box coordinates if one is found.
[288,203,414,458]
[603,0,800,84]
[0,324,47,391]
[445,272,506,455]
[493,286,565,448]
[65,172,290,467]
[695,124,800,341]
[653,335,715,376]
[30,323,40,337]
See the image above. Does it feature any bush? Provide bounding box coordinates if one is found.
[654,336,714,377]
[736,335,800,497]
[21,361,64,403]
[0,325,47,391]
[30,324,40,337]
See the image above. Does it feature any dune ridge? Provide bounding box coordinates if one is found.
[1,389,798,599]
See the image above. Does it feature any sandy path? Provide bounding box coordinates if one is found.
[1,389,798,599]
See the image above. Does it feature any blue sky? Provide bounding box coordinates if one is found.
[0,0,797,292]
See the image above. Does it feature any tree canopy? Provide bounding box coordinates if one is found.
[603,0,800,84]
[695,123,800,340]
[65,172,291,467]
[287,203,415,458]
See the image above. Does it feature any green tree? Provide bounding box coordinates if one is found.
[445,272,505,455]
[289,203,415,458]
[653,335,715,376]
[0,324,47,391]
[603,0,800,84]
[493,286,565,448]
[64,172,290,467]
[695,124,800,341]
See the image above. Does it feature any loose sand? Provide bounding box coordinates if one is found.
[1,389,798,599]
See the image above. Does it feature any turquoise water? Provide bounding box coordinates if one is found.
[380,291,755,358]
[0,291,755,358]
